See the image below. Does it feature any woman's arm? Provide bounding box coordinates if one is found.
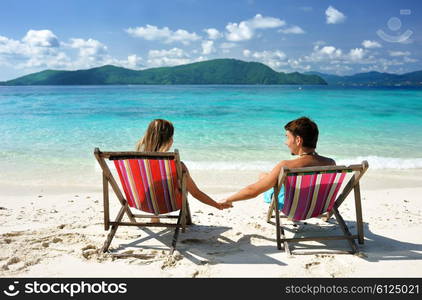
[182,163,231,210]
[222,161,284,204]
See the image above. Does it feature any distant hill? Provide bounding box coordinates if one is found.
[306,71,422,86]
[0,59,326,85]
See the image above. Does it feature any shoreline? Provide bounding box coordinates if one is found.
[1,167,422,195]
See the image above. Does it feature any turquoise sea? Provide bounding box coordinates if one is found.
[1,85,422,187]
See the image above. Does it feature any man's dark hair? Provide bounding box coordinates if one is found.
[284,116,319,148]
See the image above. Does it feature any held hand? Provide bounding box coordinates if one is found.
[219,202,233,209]
[216,199,233,210]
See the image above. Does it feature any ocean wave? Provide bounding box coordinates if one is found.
[336,156,422,170]
[94,156,422,172]
[184,161,276,171]
[186,156,422,170]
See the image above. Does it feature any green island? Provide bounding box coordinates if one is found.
[0,59,326,85]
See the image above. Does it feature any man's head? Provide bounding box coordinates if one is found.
[284,116,319,155]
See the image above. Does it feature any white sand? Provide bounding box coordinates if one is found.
[1,169,422,277]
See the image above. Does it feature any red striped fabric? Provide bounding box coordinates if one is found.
[113,158,182,214]
[281,172,346,221]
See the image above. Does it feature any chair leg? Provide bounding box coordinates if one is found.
[185,201,193,225]
[267,199,275,223]
[333,207,359,254]
[275,205,282,250]
[101,205,126,252]
[181,202,188,233]
[280,225,291,255]
[102,225,118,253]
[354,183,364,244]
[170,210,183,255]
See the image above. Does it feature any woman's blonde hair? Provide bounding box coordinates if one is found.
[136,119,174,152]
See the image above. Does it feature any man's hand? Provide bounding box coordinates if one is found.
[216,199,233,209]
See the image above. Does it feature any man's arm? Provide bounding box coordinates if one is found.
[222,161,285,204]
[182,162,232,209]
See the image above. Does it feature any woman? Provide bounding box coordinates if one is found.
[136,119,231,214]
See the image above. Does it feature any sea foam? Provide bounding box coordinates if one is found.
[184,156,422,171]
[93,156,422,174]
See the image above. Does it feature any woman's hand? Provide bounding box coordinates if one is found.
[215,200,233,210]
[217,199,233,209]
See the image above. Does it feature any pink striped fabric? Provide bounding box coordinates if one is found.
[113,158,182,215]
[281,171,347,221]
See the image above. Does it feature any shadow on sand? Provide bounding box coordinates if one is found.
[112,224,286,266]
[110,217,422,265]
[269,218,422,261]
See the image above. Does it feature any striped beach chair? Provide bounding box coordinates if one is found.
[94,148,191,254]
[267,161,369,255]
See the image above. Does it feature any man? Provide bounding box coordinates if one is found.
[220,116,335,205]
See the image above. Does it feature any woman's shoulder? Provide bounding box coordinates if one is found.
[180,161,189,173]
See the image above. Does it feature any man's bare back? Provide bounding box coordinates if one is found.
[282,153,335,169]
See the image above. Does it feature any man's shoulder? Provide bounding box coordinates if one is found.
[279,158,304,168]
[320,156,336,166]
[279,156,336,168]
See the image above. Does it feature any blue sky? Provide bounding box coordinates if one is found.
[0,0,421,80]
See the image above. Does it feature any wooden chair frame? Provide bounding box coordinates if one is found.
[94,148,192,254]
[267,161,368,255]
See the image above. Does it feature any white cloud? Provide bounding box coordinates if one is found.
[68,38,107,57]
[287,58,311,71]
[305,45,371,65]
[251,50,286,60]
[91,54,144,70]
[22,30,59,48]
[309,45,343,60]
[226,22,254,42]
[147,48,204,67]
[0,30,147,73]
[348,48,365,61]
[0,35,24,55]
[249,14,285,28]
[362,40,382,48]
[23,51,70,69]
[243,49,251,57]
[201,40,215,55]
[278,25,305,34]
[0,30,72,70]
[119,54,143,69]
[0,31,115,71]
[225,14,285,41]
[148,48,188,59]
[204,28,222,40]
[243,49,287,70]
[126,25,200,45]
[389,51,410,57]
[64,38,112,69]
[325,6,346,24]
[127,54,142,66]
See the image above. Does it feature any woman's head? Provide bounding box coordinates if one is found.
[136,119,174,152]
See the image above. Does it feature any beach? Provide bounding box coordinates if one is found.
[1,167,422,278]
[1,85,422,278]
[2,0,422,283]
